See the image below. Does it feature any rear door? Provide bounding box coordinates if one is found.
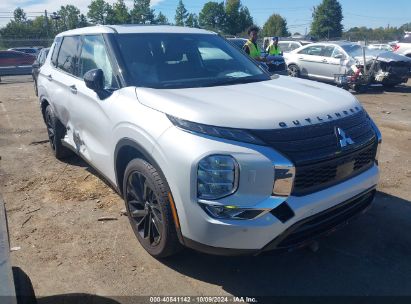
[47,35,81,127]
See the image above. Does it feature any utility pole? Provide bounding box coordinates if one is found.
[44,10,49,40]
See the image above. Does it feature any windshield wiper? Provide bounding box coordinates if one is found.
[200,77,266,87]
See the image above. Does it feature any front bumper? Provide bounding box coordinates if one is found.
[183,164,379,255]
[184,186,377,256]
[154,125,380,255]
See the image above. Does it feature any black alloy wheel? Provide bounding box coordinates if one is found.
[123,159,181,258]
[126,171,164,247]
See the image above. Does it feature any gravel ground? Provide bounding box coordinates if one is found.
[1,76,411,301]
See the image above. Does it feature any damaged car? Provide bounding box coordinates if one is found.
[285,41,411,88]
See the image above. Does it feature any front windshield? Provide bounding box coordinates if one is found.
[341,44,363,57]
[115,33,270,89]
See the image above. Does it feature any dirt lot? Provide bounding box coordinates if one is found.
[1,76,411,301]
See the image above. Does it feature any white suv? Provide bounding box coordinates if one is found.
[38,25,381,257]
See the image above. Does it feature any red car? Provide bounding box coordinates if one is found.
[0,50,36,81]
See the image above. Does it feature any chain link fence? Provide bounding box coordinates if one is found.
[0,38,54,50]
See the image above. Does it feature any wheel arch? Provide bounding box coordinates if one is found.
[114,138,184,244]
[39,97,50,123]
[114,138,164,197]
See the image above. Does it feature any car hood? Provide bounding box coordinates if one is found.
[135,76,362,130]
[354,50,411,64]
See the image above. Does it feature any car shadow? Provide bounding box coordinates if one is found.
[160,191,411,296]
[348,83,411,95]
[63,154,120,194]
[37,293,121,304]
[381,84,411,93]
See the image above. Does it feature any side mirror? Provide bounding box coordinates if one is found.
[84,69,105,93]
[32,62,39,69]
[334,54,345,59]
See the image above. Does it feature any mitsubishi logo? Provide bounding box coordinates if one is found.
[336,127,354,148]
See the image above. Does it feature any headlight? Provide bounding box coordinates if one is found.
[197,155,239,200]
[168,115,264,145]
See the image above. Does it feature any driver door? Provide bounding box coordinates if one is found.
[67,34,119,178]
[320,46,350,81]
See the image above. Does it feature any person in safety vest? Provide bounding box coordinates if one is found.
[266,37,283,56]
[243,25,266,62]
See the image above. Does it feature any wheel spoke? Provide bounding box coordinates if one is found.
[151,214,163,235]
[137,214,147,228]
[128,174,144,202]
[126,169,164,247]
[147,213,153,244]
[130,208,148,218]
[151,206,163,221]
[147,189,156,204]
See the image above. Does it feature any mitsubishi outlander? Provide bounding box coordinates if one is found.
[37,25,381,257]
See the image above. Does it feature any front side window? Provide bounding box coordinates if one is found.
[332,47,345,59]
[290,43,301,51]
[78,35,116,89]
[56,36,80,75]
[322,46,335,57]
[115,33,270,89]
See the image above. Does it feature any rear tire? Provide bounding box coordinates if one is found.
[288,64,300,77]
[123,159,182,258]
[44,105,72,160]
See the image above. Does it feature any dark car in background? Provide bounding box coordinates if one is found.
[8,47,43,56]
[0,50,36,81]
[32,47,49,96]
[227,37,287,75]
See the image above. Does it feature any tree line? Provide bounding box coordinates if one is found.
[0,0,409,48]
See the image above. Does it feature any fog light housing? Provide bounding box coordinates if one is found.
[200,204,265,220]
[197,155,239,200]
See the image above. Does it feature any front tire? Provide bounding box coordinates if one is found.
[44,105,72,160]
[123,159,182,258]
[288,64,300,77]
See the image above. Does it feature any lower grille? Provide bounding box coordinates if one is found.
[293,141,377,196]
[263,189,375,251]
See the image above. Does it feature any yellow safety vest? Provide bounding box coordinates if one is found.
[245,40,261,59]
[268,44,282,55]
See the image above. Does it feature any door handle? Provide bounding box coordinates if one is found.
[321,59,328,63]
[69,85,77,94]
[46,74,52,81]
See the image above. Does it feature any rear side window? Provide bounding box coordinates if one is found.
[51,37,62,67]
[56,36,80,75]
[78,35,117,88]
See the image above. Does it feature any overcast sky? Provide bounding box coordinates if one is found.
[1,0,410,34]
